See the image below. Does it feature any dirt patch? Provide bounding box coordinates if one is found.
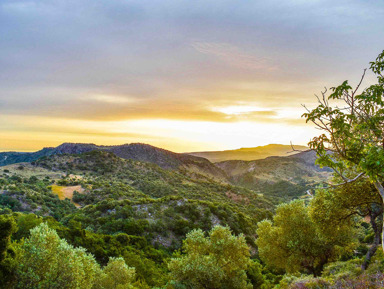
[68,174,83,180]
[51,185,83,208]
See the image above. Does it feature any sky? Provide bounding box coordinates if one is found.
[1,0,384,152]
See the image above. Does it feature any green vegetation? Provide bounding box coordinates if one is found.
[257,200,356,276]
[0,214,17,288]
[13,222,141,289]
[303,49,384,250]
[0,49,384,288]
[16,223,100,289]
[168,226,252,289]
[216,151,331,202]
[0,149,275,288]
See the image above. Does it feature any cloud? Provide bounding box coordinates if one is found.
[192,42,278,71]
[0,0,383,151]
[85,95,137,104]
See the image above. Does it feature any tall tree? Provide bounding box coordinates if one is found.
[303,49,384,250]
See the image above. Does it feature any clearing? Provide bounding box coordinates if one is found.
[51,185,83,208]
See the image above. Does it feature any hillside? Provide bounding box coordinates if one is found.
[1,143,229,183]
[0,143,331,201]
[0,143,98,166]
[216,150,332,200]
[187,144,308,162]
[0,150,274,250]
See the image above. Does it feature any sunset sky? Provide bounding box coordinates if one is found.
[1,0,384,152]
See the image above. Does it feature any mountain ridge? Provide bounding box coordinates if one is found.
[215,150,332,200]
[186,144,308,162]
[0,142,229,182]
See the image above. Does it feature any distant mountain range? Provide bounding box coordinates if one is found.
[187,144,308,162]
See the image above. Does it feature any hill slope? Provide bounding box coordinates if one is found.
[0,150,274,250]
[187,144,308,162]
[1,143,229,182]
[216,150,332,200]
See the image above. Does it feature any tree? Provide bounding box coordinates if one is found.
[168,225,252,289]
[16,223,100,289]
[95,257,137,289]
[310,180,383,270]
[256,200,356,276]
[303,49,384,250]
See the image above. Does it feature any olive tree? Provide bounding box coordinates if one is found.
[168,225,252,289]
[95,257,137,289]
[16,223,100,289]
[16,223,138,289]
[256,200,356,276]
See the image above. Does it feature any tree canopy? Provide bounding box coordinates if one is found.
[303,49,384,251]
[168,225,252,289]
[15,223,138,289]
[256,200,356,276]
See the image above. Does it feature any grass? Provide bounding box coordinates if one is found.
[51,184,82,208]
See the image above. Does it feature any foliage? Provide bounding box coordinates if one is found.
[246,260,267,288]
[5,213,167,287]
[95,257,137,289]
[303,50,384,182]
[278,271,384,289]
[302,50,384,250]
[15,223,100,289]
[256,200,357,276]
[0,174,75,219]
[0,214,17,287]
[168,225,252,289]
[310,181,383,269]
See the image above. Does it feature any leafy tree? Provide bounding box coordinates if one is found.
[16,223,100,289]
[256,200,356,276]
[168,225,252,289]
[303,49,384,250]
[95,257,137,289]
[310,180,383,270]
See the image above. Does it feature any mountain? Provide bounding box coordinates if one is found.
[186,144,308,162]
[0,143,229,182]
[0,147,55,167]
[0,142,331,201]
[1,150,274,251]
[216,150,332,200]
[0,143,98,166]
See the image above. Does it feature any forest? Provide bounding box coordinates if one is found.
[0,50,383,289]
